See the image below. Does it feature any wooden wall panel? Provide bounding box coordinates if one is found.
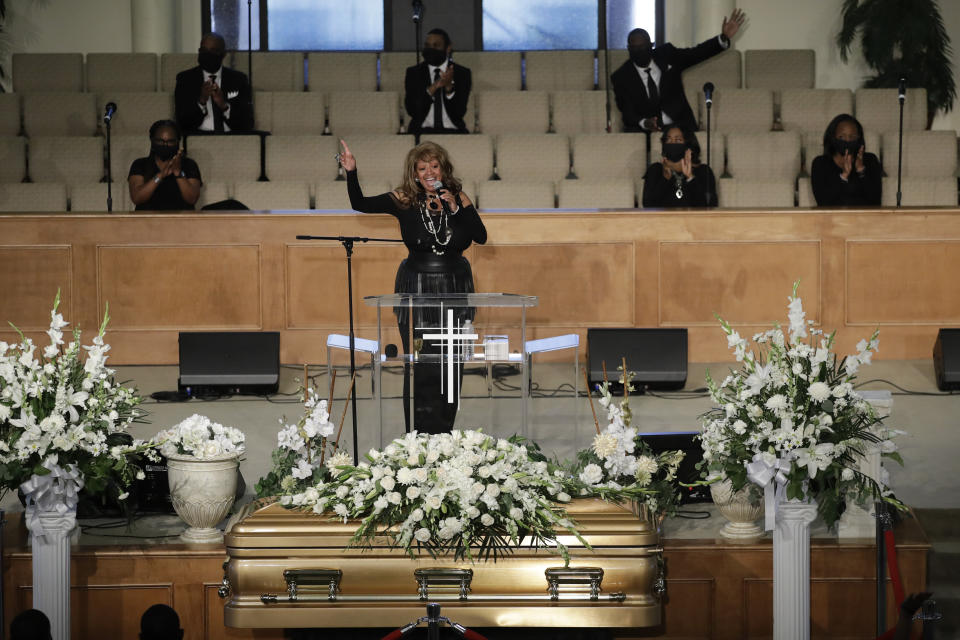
[284,243,407,329]
[472,243,635,326]
[2,209,960,363]
[97,245,262,330]
[659,241,820,326]
[660,579,714,638]
[0,245,72,330]
[17,583,173,638]
[846,240,960,324]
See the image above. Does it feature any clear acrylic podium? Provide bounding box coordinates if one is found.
[364,293,538,445]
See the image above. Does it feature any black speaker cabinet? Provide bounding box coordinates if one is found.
[178,331,280,395]
[933,328,960,391]
[587,328,687,393]
[640,431,711,504]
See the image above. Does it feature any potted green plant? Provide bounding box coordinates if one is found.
[837,0,956,126]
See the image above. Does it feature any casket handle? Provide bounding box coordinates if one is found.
[218,560,231,599]
[414,568,474,600]
[282,569,343,601]
[545,567,605,601]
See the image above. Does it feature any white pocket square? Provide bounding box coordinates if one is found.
[227,90,239,100]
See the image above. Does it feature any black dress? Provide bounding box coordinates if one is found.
[642,163,716,208]
[347,169,487,433]
[810,152,882,206]
[128,156,202,210]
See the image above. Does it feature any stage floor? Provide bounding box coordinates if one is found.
[4,358,942,510]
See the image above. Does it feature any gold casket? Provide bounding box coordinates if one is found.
[221,498,662,630]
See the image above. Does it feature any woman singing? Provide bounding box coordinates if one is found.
[642,125,716,208]
[338,139,487,434]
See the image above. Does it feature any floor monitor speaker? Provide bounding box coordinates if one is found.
[933,328,960,391]
[178,331,280,395]
[587,328,687,393]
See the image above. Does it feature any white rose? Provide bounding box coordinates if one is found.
[579,463,603,486]
[841,468,855,481]
[410,508,424,522]
[405,486,421,500]
[426,494,443,510]
[413,468,428,483]
[480,513,495,526]
[414,527,431,542]
[556,492,571,502]
[484,484,500,498]
[380,476,396,491]
[136,470,146,480]
[509,507,524,520]
[388,491,402,505]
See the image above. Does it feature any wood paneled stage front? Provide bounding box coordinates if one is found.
[2,207,960,364]
[0,510,930,639]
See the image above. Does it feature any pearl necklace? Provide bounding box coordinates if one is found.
[418,195,452,255]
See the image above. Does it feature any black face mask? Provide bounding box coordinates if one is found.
[629,46,653,67]
[152,144,178,161]
[833,138,861,157]
[422,47,447,66]
[662,143,687,163]
[198,51,223,74]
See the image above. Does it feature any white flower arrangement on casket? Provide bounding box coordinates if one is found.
[282,429,588,563]
[698,281,906,528]
[565,369,688,524]
[255,387,342,498]
[0,292,153,507]
[154,414,246,460]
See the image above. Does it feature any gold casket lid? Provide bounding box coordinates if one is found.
[225,497,659,550]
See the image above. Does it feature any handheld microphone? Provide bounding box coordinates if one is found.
[103,102,117,124]
[898,77,906,104]
[703,82,715,107]
[412,0,423,23]
[432,180,452,214]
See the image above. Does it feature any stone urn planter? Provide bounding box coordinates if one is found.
[709,478,764,540]
[166,452,239,543]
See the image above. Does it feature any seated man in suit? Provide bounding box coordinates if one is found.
[405,28,472,135]
[175,32,253,133]
[612,8,745,133]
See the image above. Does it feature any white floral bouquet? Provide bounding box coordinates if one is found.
[567,368,687,521]
[699,282,904,528]
[283,429,585,562]
[155,414,246,460]
[256,387,341,498]
[0,292,151,506]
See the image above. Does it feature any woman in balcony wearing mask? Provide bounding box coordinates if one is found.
[811,114,882,206]
[641,125,716,208]
[128,119,202,211]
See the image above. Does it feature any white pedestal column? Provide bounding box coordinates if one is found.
[27,509,76,640]
[773,499,818,640]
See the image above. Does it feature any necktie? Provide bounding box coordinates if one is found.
[433,68,444,130]
[211,74,225,132]
[644,69,660,109]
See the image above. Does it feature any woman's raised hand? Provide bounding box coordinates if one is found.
[338,139,356,171]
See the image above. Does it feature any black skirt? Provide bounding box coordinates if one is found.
[394,254,476,329]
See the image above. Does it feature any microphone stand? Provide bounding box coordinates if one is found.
[247,0,254,89]
[105,114,113,212]
[705,96,713,206]
[295,234,404,465]
[412,1,424,65]
[896,86,905,207]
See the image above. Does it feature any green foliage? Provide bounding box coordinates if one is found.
[837,0,955,122]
